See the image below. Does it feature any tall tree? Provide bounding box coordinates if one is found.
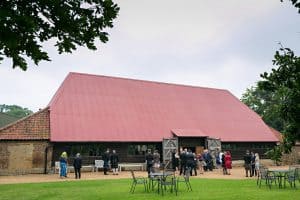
[282,0,300,13]
[0,104,33,118]
[0,0,119,70]
[241,86,285,132]
[258,48,300,152]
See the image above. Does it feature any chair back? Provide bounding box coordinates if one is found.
[259,167,268,178]
[130,170,137,181]
[95,160,104,168]
[287,168,296,177]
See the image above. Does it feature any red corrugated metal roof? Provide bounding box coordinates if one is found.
[171,129,208,137]
[48,72,278,142]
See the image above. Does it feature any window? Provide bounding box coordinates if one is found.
[127,144,157,155]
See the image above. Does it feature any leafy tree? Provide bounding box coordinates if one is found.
[0,0,119,70]
[241,86,285,132]
[282,0,300,13]
[258,48,300,152]
[265,145,283,165]
[0,104,33,118]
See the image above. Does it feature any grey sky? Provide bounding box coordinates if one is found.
[1,0,300,112]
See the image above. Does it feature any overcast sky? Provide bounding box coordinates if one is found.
[1,0,300,112]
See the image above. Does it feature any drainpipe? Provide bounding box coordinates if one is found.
[44,146,49,174]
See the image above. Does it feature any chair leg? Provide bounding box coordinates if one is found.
[130,182,134,193]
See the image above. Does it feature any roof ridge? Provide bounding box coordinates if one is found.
[68,72,230,93]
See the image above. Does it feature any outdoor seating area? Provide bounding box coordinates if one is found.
[257,165,300,189]
[129,169,192,196]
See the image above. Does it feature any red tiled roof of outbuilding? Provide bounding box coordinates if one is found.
[0,108,50,140]
[48,72,278,143]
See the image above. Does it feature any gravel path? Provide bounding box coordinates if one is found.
[1,166,288,185]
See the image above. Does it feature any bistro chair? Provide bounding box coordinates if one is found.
[284,168,298,188]
[159,173,177,196]
[257,167,276,188]
[129,170,148,193]
[176,168,192,191]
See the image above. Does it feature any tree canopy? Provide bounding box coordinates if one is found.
[241,86,285,132]
[258,48,300,152]
[0,0,119,70]
[0,104,33,118]
[283,0,300,13]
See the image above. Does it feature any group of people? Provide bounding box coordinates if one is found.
[243,150,260,177]
[58,148,261,179]
[145,149,161,176]
[59,151,82,179]
[169,148,233,176]
[58,148,120,179]
[215,150,233,175]
[102,149,120,175]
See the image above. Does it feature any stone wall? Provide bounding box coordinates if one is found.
[0,141,53,175]
[0,108,52,175]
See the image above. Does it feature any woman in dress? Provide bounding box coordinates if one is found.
[224,151,232,175]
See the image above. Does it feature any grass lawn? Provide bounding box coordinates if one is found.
[0,178,299,200]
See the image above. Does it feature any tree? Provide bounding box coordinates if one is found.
[0,104,33,118]
[258,48,300,152]
[241,85,285,132]
[282,0,300,13]
[0,0,119,70]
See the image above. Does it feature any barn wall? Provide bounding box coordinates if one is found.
[221,142,277,160]
[52,142,162,165]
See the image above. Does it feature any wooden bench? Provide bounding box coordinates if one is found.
[118,163,145,172]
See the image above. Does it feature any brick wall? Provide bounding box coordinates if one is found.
[0,141,52,175]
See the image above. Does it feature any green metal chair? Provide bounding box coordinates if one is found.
[129,170,148,193]
[257,167,276,188]
[284,168,298,188]
[176,168,192,192]
[159,172,177,196]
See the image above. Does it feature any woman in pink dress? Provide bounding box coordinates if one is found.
[224,151,232,175]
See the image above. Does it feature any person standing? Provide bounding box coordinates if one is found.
[59,151,68,178]
[255,153,260,177]
[153,149,160,171]
[179,148,187,175]
[224,151,232,175]
[102,148,110,175]
[243,150,252,177]
[110,150,119,175]
[221,151,227,175]
[250,151,256,177]
[73,153,82,179]
[145,149,154,176]
[171,149,179,172]
[186,149,196,176]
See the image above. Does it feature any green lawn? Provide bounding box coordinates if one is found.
[0,178,299,200]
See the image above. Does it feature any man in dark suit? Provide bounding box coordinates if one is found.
[103,148,110,175]
[73,153,82,179]
[244,150,252,177]
[145,149,154,176]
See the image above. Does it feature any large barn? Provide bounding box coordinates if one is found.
[0,72,279,175]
